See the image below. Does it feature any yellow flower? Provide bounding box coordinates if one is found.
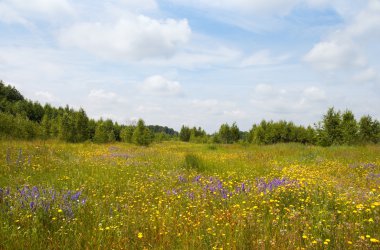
[370,238,380,243]
[58,209,63,213]
[138,232,143,239]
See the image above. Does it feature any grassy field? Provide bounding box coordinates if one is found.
[0,140,379,249]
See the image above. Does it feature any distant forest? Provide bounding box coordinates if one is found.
[1,80,379,146]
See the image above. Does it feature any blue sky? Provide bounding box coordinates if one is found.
[1,0,379,132]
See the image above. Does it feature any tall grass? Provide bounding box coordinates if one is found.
[0,140,379,249]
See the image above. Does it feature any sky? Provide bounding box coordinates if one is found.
[1,0,379,132]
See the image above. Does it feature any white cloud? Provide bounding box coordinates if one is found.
[251,84,328,116]
[170,0,299,15]
[0,0,73,25]
[304,41,366,71]
[136,105,162,113]
[241,50,289,67]
[7,0,73,15]
[35,91,58,102]
[59,15,191,60]
[304,1,380,80]
[302,87,326,101]
[0,3,31,26]
[191,99,220,108]
[140,75,182,96]
[142,45,241,69]
[223,109,247,119]
[118,0,158,11]
[88,89,117,100]
[353,67,377,83]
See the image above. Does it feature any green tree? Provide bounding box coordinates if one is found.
[120,126,135,143]
[318,107,342,146]
[132,119,153,146]
[230,122,240,143]
[93,120,109,143]
[359,115,375,144]
[74,108,89,142]
[59,112,76,142]
[219,123,231,144]
[340,110,358,145]
[179,125,191,142]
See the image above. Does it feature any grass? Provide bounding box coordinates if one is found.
[0,140,379,249]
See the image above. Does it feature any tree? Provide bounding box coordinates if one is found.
[179,125,191,142]
[219,123,231,144]
[359,115,375,144]
[318,107,342,146]
[230,122,240,143]
[340,110,358,145]
[120,126,134,143]
[93,120,109,143]
[74,108,89,142]
[59,112,76,142]
[132,119,153,146]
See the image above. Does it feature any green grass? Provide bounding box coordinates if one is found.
[1,140,380,249]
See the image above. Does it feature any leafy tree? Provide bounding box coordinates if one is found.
[359,115,375,144]
[74,108,89,142]
[340,110,358,145]
[218,123,231,144]
[179,125,191,142]
[120,126,135,143]
[230,122,240,142]
[318,107,342,146]
[59,112,77,142]
[93,120,109,143]
[132,119,153,146]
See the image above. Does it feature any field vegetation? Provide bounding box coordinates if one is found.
[1,140,379,249]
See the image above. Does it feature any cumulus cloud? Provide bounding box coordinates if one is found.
[304,1,380,81]
[58,15,191,60]
[140,75,182,96]
[304,41,366,71]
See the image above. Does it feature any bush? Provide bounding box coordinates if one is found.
[183,154,205,172]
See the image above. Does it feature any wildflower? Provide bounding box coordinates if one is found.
[138,232,143,239]
[58,209,63,213]
[370,238,380,243]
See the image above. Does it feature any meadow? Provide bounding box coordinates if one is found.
[0,140,379,249]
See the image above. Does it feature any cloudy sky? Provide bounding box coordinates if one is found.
[1,0,379,132]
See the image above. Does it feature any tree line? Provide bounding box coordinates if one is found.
[1,81,380,146]
[0,81,172,145]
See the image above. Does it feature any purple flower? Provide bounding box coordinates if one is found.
[71,191,82,201]
[30,201,35,210]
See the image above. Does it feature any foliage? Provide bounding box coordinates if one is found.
[132,119,153,146]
